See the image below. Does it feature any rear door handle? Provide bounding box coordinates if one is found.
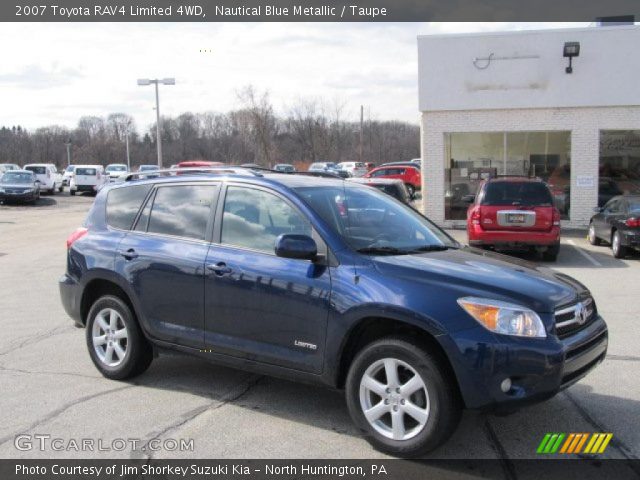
[207,262,232,276]
[118,248,139,260]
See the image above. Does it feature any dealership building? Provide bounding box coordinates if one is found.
[418,25,640,228]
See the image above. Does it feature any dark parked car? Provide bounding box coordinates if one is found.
[347,177,411,204]
[588,195,640,258]
[0,170,40,204]
[60,171,607,457]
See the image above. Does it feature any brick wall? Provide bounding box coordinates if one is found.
[420,106,640,228]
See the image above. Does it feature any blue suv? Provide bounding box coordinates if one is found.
[59,168,607,457]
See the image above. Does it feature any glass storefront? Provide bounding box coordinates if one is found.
[599,131,640,206]
[444,131,571,220]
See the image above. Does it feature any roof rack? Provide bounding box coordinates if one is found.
[124,166,263,182]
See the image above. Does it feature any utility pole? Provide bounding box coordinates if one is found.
[359,105,364,163]
[125,129,131,170]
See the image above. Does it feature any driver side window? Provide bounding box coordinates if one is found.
[221,186,312,254]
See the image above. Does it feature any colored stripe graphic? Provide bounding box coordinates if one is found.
[539,433,613,454]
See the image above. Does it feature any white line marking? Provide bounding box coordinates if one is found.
[566,239,602,267]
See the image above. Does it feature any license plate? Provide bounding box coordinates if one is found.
[508,213,525,223]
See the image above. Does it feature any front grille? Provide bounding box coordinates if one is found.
[555,297,596,339]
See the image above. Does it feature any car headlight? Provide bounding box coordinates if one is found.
[457,297,546,338]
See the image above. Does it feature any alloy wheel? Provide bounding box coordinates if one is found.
[91,308,129,367]
[359,358,430,441]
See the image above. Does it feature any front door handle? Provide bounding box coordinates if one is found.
[207,262,232,276]
[118,248,139,260]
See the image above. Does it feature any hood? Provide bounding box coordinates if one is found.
[371,246,585,313]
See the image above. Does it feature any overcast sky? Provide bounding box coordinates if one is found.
[0,22,590,133]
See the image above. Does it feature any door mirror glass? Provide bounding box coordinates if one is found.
[593,206,603,213]
[275,234,317,260]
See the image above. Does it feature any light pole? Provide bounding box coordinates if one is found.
[137,78,175,168]
[124,128,131,171]
[64,138,72,166]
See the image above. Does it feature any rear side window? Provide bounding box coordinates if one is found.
[106,185,152,230]
[76,168,97,176]
[26,166,46,175]
[481,182,553,206]
[147,185,217,240]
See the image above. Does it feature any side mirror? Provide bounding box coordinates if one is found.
[34,180,41,185]
[462,194,476,204]
[275,234,317,261]
[593,207,603,213]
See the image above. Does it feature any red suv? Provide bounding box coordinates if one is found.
[466,177,561,261]
[364,165,421,198]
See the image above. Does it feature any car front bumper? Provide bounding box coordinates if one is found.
[442,314,608,411]
[71,184,97,192]
[59,273,83,327]
[0,191,38,202]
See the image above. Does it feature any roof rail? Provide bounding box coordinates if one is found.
[124,166,263,182]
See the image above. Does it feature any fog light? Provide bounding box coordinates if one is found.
[500,378,512,393]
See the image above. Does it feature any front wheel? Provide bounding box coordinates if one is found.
[58,184,64,192]
[86,295,153,380]
[345,337,461,457]
[543,242,560,262]
[612,231,627,259]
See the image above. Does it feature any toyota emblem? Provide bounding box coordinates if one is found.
[575,302,588,325]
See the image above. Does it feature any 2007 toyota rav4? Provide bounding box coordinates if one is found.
[59,168,608,457]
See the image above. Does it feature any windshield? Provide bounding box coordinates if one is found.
[628,201,640,214]
[1,172,32,184]
[76,168,97,175]
[65,165,75,172]
[25,166,46,175]
[107,165,127,172]
[295,185,457,254]
[481,182,553,206]
[139,165,158,171]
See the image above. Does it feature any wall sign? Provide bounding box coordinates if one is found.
[576,175,595,188]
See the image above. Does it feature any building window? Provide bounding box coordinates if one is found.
[599,131,640,207]
[444,131,571,220]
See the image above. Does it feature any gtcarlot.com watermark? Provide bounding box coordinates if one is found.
[14,434,194,453]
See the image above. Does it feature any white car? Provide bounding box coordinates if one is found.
[70,165,108,196]
[0,163,20,173]
[105,163,129,182]
[337,162,368,177]
[24,163,63,194]
[62,165,75,186]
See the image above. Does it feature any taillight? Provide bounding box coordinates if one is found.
[470,207,481,225]
[625,217,640,228]
[553,208,561,226]
[66,227,88,249]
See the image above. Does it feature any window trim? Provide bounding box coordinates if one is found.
[213,182,331,261]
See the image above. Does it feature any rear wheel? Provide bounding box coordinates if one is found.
[86,295,153,380]
[588,223,601,246]
[405,184,416,199]
[543,242,560,262]
[345,337,461,457]
[58,184,64,192]
[70,190,76,196]
[612,231,627,259]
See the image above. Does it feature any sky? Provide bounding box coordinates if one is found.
[0,22,591,133]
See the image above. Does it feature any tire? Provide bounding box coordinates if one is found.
[405,184,416,199]
[543,243,560,262]
[85,295,153,380]
[345,337,461,457]
[70,190,76,196]
[58,184,64,192]
[588,223,601,246]
[612,231,627,259]
[48,187,55,195]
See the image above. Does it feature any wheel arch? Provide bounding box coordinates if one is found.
[80,277,136,327]
[335,316,462,403]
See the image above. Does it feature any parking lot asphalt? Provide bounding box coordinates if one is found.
[0,192,639,471]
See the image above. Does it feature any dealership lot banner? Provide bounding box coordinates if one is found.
[2,0,640,21]
[4,459,640,479]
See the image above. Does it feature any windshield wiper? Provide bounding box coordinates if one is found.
[356,246,411,255]
[407,244,457,253]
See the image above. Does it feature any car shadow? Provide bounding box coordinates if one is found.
[121,352,636,461]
